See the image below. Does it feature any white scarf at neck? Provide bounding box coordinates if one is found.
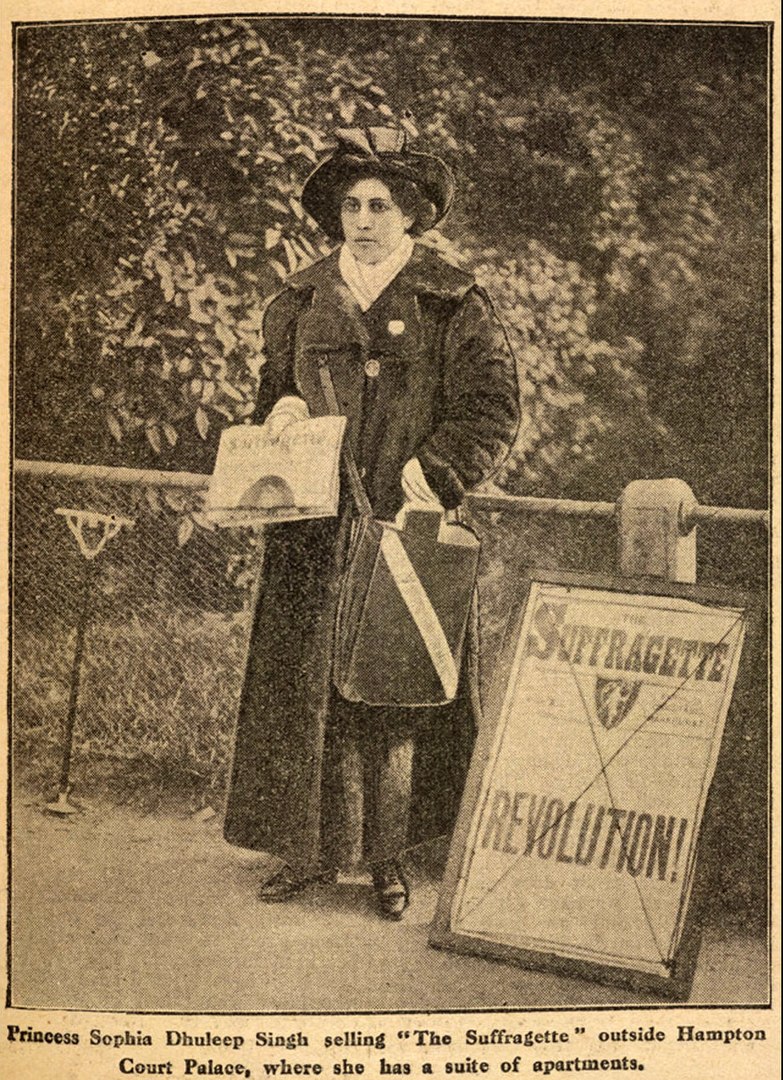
[338,234,414,312]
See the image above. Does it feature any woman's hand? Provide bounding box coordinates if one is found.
[265,396,310,440]
[400,457,442,506]
[395,458,443,527]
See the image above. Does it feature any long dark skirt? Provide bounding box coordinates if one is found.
[223,515,478,875]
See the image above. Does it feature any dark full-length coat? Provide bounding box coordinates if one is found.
[223,242,520,875]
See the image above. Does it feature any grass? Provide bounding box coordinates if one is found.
[12,606,251,811]
[11,560,769,921]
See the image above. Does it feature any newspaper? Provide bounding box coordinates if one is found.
[205,416,347,526]
[1,4,779,1080]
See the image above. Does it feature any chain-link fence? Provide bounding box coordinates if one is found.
[12,469,263,810]
[11,462,769,919]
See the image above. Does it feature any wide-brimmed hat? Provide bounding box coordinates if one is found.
[300,127,455,240]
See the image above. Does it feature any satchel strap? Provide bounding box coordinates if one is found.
[379,527,460,700]
[317,359,374,518]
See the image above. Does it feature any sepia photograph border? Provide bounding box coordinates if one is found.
[1,3,779,1078]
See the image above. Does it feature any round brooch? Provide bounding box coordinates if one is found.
[387,320,405,336]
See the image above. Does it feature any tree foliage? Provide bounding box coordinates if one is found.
[16,18,768,505]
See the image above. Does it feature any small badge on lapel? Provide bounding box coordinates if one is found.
[387,320,405,336]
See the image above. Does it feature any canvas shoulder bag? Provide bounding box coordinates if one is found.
[317,359,480,708]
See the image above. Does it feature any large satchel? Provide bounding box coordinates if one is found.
[318,359,480,707]
[334,508,480,706]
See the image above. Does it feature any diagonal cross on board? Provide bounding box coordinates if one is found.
[45,508,134,817]
[456,599,745,969]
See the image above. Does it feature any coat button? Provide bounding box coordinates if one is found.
[364,358,381,378]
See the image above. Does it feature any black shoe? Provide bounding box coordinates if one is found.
[259,864,336,902]
[372,860,410,920]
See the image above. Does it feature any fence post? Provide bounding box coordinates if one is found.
[617,479,698,583]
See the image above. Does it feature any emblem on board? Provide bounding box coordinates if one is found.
[594,677,642,730]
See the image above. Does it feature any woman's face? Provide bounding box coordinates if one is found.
[340,178,414,265]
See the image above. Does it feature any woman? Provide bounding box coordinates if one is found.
[223,126,520,919]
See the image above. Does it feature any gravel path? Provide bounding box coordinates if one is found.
[10,796,767,1013]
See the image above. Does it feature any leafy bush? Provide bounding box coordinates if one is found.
[16,18,767,508]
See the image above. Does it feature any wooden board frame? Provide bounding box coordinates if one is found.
[429,569,755,1002]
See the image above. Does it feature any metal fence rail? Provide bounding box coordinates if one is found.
[13,458,771,529]
[10,457,770,909]
[11,463,262,812]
